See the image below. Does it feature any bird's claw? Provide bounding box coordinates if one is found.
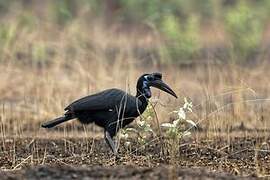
[105,131,119,155]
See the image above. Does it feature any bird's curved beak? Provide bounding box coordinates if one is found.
[149,80,178,98]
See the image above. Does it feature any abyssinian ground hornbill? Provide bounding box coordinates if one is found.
[41,73,177,155]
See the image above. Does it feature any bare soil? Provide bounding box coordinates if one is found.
[0,165,254,180]
[0,136,269,179]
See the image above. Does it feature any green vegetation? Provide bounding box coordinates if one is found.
[0,0,269,64]
[119,98,197,161]
[225,1,265,61]
[161,98,196,162]
[160,15,200,62]
[119,105,155,151]
[51,0,77,25]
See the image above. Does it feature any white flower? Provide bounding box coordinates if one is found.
[185,119,197,127]
[137,120,145,127]
[144,124,153,132]
[161,123,175,128]
[178,108,186,119]
[120,132,129,139]
[125,141,131,147]
[147,116,153,121]
[183,131,191,137]
[173,119,180,126]
[125,128,138,133]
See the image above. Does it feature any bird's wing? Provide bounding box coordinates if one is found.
[64,88,138,112]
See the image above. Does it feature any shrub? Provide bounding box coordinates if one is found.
[225,1,264,62]
[119,105,155,151]
[161,98,196,162]
[0,24,16,59]
[50,0,77,25]
[160,14,200,63]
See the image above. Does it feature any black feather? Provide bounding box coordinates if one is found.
[41,116,71,128]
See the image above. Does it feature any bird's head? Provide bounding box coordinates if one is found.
[137,72,178,99]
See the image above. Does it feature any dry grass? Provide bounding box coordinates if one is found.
[0,18,270,138]
[0,14,270,179]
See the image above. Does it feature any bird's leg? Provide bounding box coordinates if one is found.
[104,131,118,155]
[114,138,119,151]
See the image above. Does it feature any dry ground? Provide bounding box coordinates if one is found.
[0,165,255,180]
[0,132,269,179]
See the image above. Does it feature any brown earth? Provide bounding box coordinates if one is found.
[0,165,255,180]
[0,136,269,179]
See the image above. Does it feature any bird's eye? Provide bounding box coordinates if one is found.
[145,75,154,81]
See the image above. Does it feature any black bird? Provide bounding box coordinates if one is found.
[41,73,177,154]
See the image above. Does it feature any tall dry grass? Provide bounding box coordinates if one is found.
[0,16,269,140]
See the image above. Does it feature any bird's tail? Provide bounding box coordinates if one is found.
[41,115,73,128]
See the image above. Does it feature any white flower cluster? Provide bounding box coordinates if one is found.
[161,98,196,138]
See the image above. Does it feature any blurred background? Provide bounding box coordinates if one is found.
[0,0,270,137]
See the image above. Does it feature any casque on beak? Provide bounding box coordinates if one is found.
[149,80,178,98]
